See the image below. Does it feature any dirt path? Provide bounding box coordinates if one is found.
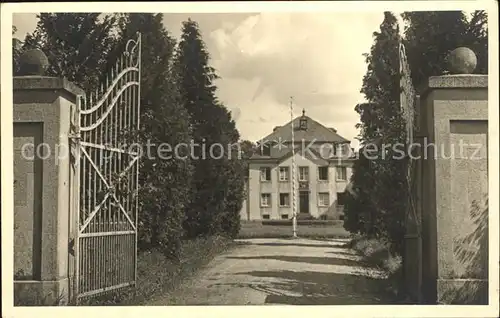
[147,238,393,305]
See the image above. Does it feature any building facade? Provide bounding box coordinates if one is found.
[240,110,355,221]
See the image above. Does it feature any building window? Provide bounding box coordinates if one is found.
[299,110,308,130]
[299,118,308,130]
[279,166,290,182]
[279,193,290,207]
[336,166,347,181]
[261,193,271,207]
[298,166,309,181]
[319,144,334,159]
[318,192,330,207]
[318,166,329,181]
[281,214,289,219]
[262,214,270,220]
[262,144,271,156]
[260,167,271,181]
[334,143,345,156]
[337,192,347,206]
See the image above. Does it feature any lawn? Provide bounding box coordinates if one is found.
[238,220,351,239]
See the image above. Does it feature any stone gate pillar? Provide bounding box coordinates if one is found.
[419,47,488,304]
[13,49,83,305]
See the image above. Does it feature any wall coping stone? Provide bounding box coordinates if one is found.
[13,76,85,97]
[419,74,488,100]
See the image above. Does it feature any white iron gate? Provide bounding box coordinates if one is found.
[70,33,141,301]
[399,41,423,302]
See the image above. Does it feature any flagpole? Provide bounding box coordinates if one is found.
[290,96,297,238]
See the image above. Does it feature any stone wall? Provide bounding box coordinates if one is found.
[13,76,83,305]
[410,74,488,304]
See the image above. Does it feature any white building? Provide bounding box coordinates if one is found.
[240,110,355,220]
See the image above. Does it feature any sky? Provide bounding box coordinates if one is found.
[12,12,406,149]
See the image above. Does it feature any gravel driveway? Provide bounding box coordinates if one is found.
[147,237,392,305]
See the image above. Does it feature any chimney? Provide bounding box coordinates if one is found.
[273,126,281,132]
[329,127,337,133]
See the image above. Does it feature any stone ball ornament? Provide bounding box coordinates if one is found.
[446,47,477,74]
[18,49,49,76]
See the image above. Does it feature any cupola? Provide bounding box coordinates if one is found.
[299,109,308,130]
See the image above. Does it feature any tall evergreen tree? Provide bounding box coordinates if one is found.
[343,143,378,237]
[239,139,256,177]
[215,105,245,239]
[115,13,193,258]
[349,10,488,251]
[465,11,488,74]
[402,11,488,91]
[22,13,117,91]
[175,19,244,238]
[12,26,23,75]
[18,13,194,258]
[344,12,407,252]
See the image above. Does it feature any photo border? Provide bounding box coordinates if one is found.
[2,1,498,317]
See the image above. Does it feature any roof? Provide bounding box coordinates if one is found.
[249,141,357,164]
[249,145,329,165]
[257,115,350,144]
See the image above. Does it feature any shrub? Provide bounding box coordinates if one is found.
[383,254,403,275]
[220,158,245,239]
[352,236,402,275]
[318,210,341,220]
[297,213,317,220]
[261,219,343,226]
[176,21,245,240]
[343,12,408,254]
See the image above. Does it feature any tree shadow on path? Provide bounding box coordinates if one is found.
[326,250,359,257]
[226,255,368,268]
[239,242,344,249]
[210,269,397,305]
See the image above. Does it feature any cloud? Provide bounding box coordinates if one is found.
[161,13,254,49]
[12,12,387,149]
[12,13,38,39]
[229,107,241,122]
[208,12,385,148]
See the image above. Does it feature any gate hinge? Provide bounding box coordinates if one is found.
[69,238,75,256]
[69,133,81,141]
[413,134,427,140]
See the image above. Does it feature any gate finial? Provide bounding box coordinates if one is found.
[446,47,477,74]
[18,49,49,76]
